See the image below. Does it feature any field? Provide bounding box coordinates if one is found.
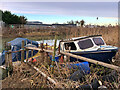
[1,26,120,89]
[2,26,119,45]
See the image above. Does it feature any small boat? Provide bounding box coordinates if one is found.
[59,35,118,63]
[0,38,39,65]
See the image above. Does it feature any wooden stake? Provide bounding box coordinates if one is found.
[9,51,13,69]
[51,35,57,73]
[21,40,25,62]
[45,43,48,65]
[58,42,60,54]
[26,49,29,60]
[40,43,44,64]
[40,43,44,52]
[31,41,33,57]
[5,52,8,67]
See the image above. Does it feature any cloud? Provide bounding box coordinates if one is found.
[0,2,118,17]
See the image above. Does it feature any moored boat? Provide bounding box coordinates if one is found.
[59,35,118,63]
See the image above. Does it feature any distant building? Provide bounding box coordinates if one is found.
[85,25,98,28]
[26,21,43,25]
[25,21,76,29]
[52,24,76,27]
[25,21,43,29]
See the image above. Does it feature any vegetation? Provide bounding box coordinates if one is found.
[66,19,85,27]
[0,10,27,25]
[80,20,85,27]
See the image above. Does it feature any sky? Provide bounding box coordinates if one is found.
[0,2,119,25]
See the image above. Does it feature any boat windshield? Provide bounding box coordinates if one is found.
[64,42,77,50]
[93,37,105,46]
[78,39,94,49]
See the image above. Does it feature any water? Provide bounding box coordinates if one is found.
[36,39,60,47]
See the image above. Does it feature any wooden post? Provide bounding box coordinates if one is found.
[21,40,25,62]
[26,49,29,60]
[58,43,60,55]
[51,35,57,73]
[7,43,12,76]
[7,53,10,77]
[40,43,44,64]
[66,47,71,63]
[31,41,33,57]
[5,52,8,67]
[45,43,48,65]
[8,51,13,77]
[9,51,13,70]
[40,43,44,52]
[31,50,33,57]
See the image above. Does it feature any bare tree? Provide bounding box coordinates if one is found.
[80,20,85,27]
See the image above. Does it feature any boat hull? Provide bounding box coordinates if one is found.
[70,49,118,63]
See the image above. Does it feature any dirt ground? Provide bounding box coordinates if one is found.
[2,63,50,88]
[2,59,120,89]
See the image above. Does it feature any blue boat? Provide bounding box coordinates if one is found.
[60,35,118,63]
[0,38,38,65]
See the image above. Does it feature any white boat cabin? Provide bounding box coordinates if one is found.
[60,35,117,52]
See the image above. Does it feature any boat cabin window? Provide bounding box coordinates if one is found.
[93,37,105,46]
[78,39,93,49]
[64,42,77,50]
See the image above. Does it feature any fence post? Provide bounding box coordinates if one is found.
[5,43,12,77]
[4,42,7,68]
[21,40,25,62]
[8,51,13,77]
[31,41,33,57]
[40,43,44,52]
[58,42,60,55]
[26,49,29,61]
[45,43,48,66]
[51,35,57,73]
[6,53,9,77]
[40,43,44,64]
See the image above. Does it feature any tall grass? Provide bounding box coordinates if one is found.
[2,26,119,46]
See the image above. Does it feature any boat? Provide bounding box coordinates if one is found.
[0,38,39,65]
[59,35,118,63]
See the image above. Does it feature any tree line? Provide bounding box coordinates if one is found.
[0,10,27,25]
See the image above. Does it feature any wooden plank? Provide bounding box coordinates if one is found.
[27,63,63,88]
[26,47,53,53]
[6,49,25,53]
[60,51,120,72]
[25,46,120,72]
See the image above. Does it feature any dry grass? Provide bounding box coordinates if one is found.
[2,26,119,46]
[2,53,120,89]
[2,26,120,89]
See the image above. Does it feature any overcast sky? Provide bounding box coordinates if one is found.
[0,2,118,25]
